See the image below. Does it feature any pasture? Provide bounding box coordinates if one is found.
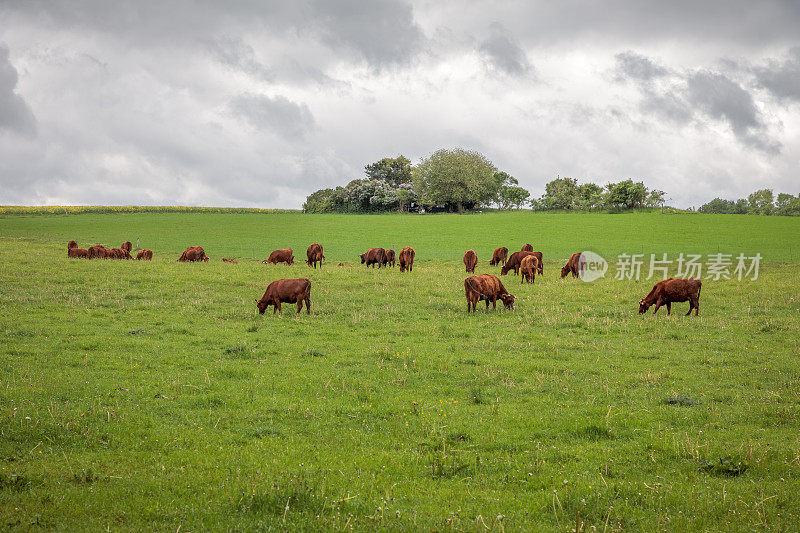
[1,211,799,531]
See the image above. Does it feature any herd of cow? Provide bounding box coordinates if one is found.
[67,240,702,317]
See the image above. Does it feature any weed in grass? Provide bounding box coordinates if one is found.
[665,394,695,406]
[699,457,748,477]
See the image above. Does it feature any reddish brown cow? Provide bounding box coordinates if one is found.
[399,247,415,272]
[520,255,539,284]
[178,246,209,262]
[88,245,108,259]
[121,241,132,253]
[489,246,508,266]
[67,240,89,258]
[383,248,396,268]
[306,243,324,268]
[501,251,535,275]
[361,247,385,268]
[137,249,153,260]
[109,242,132,260]
[264,248,294,265]
[639,278,702,316]
[255,278,311,315]
[463,250,477,273]
[561,252,583,278]
[464,274,515,313]
[521,243,534,252]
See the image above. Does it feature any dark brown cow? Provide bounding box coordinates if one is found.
[361,248,386,268]
[137,249,153,260]
[489,246,508,266]
[520,255,539,284]
[306,243,324,268]
[109,242,132,260]
[560,253,583,278]
[178,246,209,262]
[639,278,702,316]
[463,250,477,273]
[264,248,294,265]
[501,251,535,275]
[121,241,133,253]
[521,243,534,252]
[255,278,311,315]
[88,245,108,259]
[399,247,415,272]
[67,240,89,258]
[464,274,515,313]
[221,257,238,264]
[383,248,396,268]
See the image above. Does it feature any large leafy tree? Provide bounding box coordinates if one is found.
[412,148,499,213]
[494,172,530,209]
[364,155,413,187]
[605,179,648,209]
[747,189,774,215]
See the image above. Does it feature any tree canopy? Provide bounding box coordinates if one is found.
[412,148,499,213]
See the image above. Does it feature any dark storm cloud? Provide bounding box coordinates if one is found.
[0,45,36,137]
[478,23,533,77]
[614,51,669,82]
[753,47,800,103]
[229,94,315,140]
[685,71,779,153]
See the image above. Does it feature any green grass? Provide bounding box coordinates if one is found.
[1,211,799,531]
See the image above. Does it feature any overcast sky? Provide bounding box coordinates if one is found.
[1,1,799,209]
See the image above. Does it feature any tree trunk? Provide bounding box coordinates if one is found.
[457,201,463,214]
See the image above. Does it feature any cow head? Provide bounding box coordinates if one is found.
[68,240,78,249]
[500,293,515,310]
[255,299,268,314]
[500,264,510,275]
[560,265,570,278]
[360,253,366,264]
[638,299,650,314]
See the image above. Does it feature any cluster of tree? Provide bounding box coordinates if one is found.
[529,177,665,211]
[698,190,800,216]
[303,150,530,213]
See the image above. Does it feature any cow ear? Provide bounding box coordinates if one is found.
[254,299,259,304]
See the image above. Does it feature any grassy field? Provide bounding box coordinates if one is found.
[1,211,799,531]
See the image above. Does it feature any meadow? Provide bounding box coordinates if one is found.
[1,210,799,531]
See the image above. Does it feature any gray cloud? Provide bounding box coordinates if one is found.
[208,37,275,82]
[753,47,800,103]
[478,23,533,77]
[0,45,36,137]
[614,51,669,82]
[229,94,315,140]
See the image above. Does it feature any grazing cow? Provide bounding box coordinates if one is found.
[383,248,396,268]
[264,248,294,265]
[521,243,534,252]
[67,240,89,258]
[178,246,209,262]
[520,255,539,284]
[561,252,583,278]
[137,249,153,260]
[221,257,238,264]
[399,247,415,272]
[361,247,386,268]
[464,274,515,313]
[109,242,132,260]
[489,246,508,266]
[501,251,535,275]
[88,245,108,259]
[306,243,324,268]
[463,250,478,273]
[639,278,702,316]
[255,278,311,315]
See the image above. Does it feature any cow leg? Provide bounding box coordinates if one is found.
[694,297,699,316]
[272,305,278,314]
[666,302,672,315]
[276,301,282,315]
[492,298,497,310]
[297,300,303,314]
[306,297,311,314]
[652,300,661,315]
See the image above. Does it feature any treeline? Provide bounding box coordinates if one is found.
[698,190,800,216]
[303,149,665,214]
[0,206,294,216]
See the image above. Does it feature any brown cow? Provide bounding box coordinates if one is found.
[561,253,583,278]
[178,246,209,262]
[109,242,132,260]
[88,245,108,259]
[67,240,89,258]
[464,274,515,313]
[501,251,536,275]
[520,255,539,284]
[399,247,415,272]
[489,246,508,266]
[121,241,132,253]
[463,250,477,273]
[361,248,385,268]
[383,248,396,268]
[639,278,702,316]
[264,248,294,265]
[221,257,238,264]
[306,243,324,268]
[521,243,534,252]
[255,278,311,315]
[137,249,153,260]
